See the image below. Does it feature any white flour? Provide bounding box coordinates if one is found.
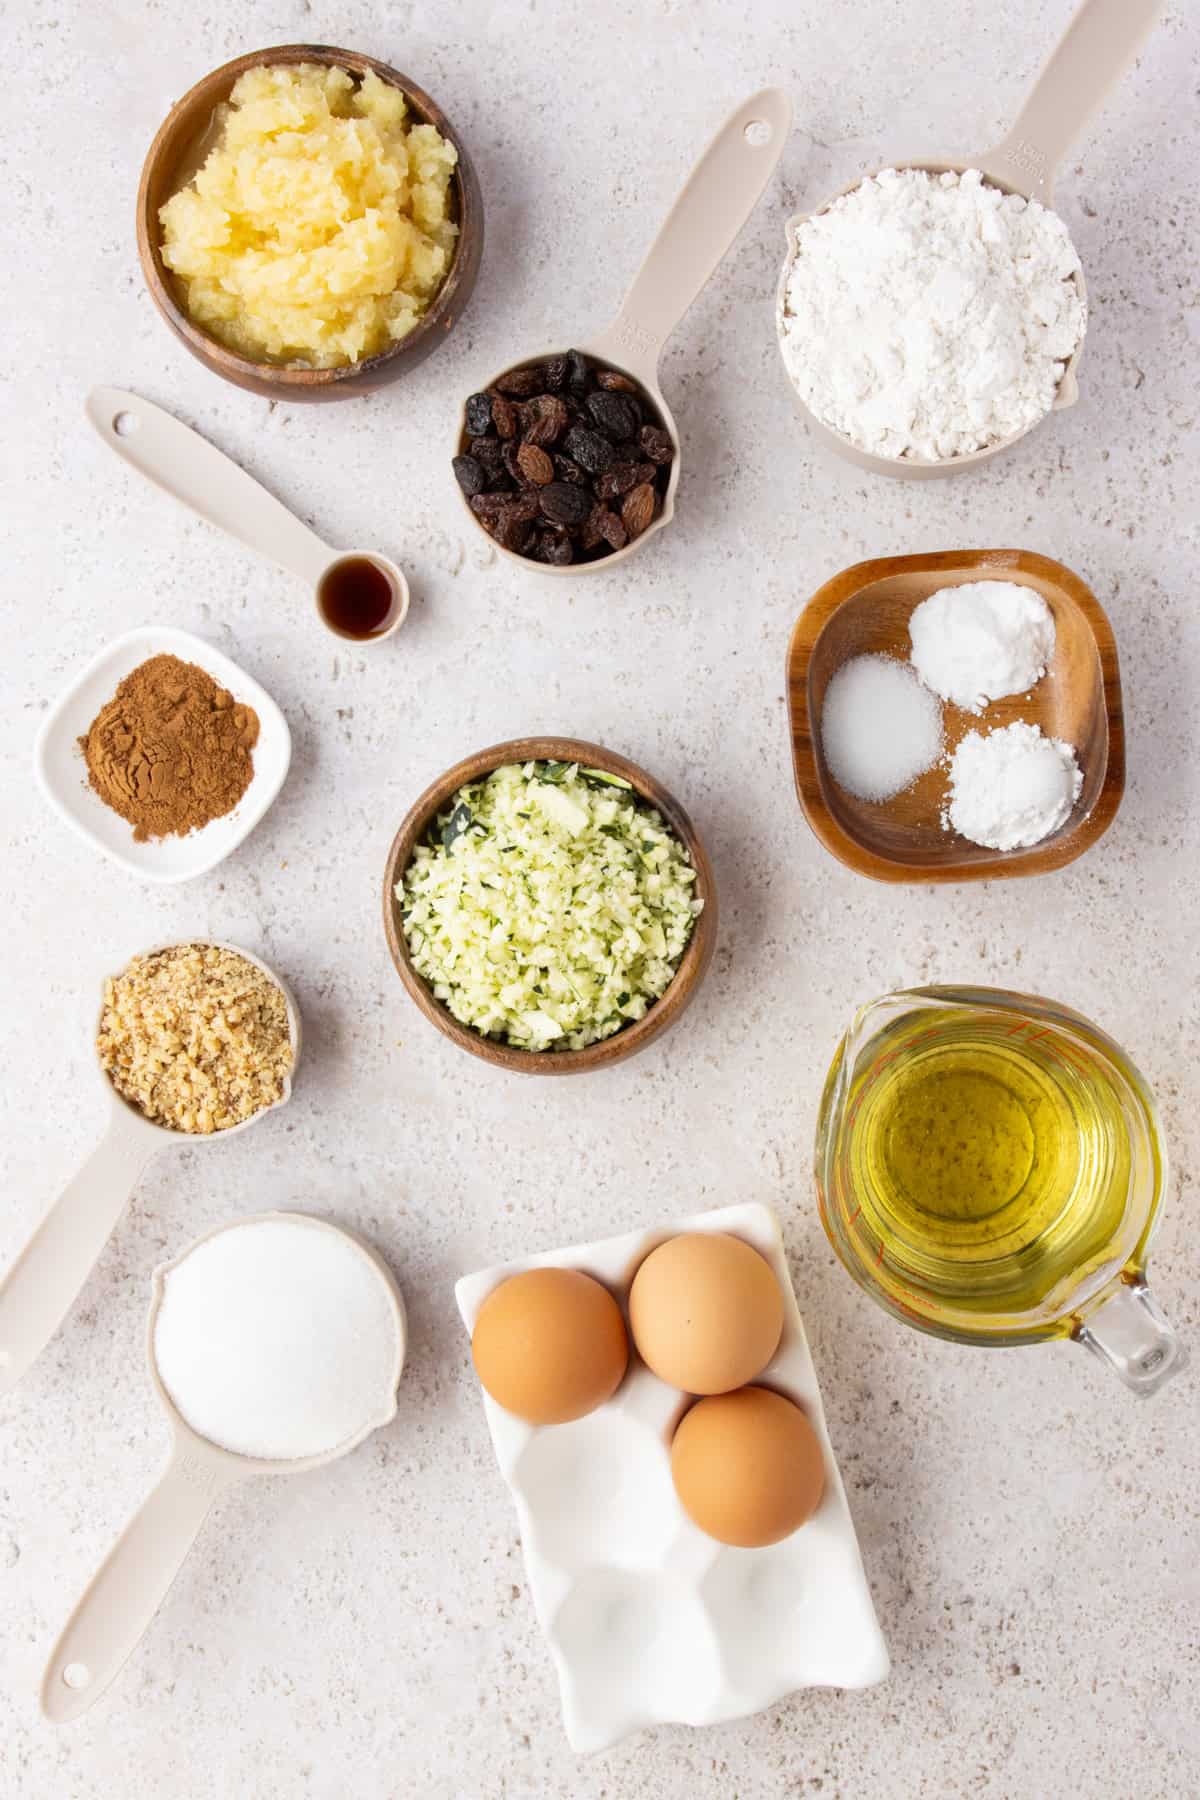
[909,581,1056,712]
[779,168,1086,461]
[946,722,1082,850]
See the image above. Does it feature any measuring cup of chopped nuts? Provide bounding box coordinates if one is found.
[0,942,299,1396]
[452,87,791,573]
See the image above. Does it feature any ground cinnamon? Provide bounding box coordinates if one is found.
[80,654,260,842]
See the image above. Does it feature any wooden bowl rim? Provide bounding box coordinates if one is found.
[786,548,1125,884]
[382,737,718,1074]
[136,43,481,389]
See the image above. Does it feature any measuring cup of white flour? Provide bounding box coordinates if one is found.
[775,0,1164,477]
[0,941,299,1397]
[41,1211,406,1723]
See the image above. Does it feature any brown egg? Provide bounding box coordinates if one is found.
[670,1386,825,1547]
[628,1232,784,1394]
[471,1267,628,1425]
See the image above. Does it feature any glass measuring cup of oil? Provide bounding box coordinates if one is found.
[815,987,1186,1395]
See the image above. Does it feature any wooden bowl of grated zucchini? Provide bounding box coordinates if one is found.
[382,738,718,1073]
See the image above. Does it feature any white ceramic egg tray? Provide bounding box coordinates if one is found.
[456,1201,889,1753]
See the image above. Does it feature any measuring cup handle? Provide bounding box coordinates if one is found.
[41,1446,237,1723]
[1076,1278,1187,1397]
[86,387,335,587]
[0,1111,158,1396]
[981,0,1165,201]
[588,87,792,382]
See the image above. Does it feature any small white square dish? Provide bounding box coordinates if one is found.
[34,626,291,883]
[456,1201,889,1753]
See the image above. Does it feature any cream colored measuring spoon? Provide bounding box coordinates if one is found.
[42,1211,406,1724]
[776,0,1165,478]
[456,87,792,574]
[0,943,299,1396]
[86,387,410,638]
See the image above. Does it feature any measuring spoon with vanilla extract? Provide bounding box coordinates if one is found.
[87,388,409,643]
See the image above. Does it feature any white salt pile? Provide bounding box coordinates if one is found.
[820,654,944,802]
[154,1214,401,1461]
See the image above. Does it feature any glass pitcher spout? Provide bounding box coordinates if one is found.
[1076,1279,1188,1397]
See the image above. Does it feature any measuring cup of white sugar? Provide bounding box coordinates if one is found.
[775,0,1164,477]
[42,1212,405,1724]
[0,940,298,1397]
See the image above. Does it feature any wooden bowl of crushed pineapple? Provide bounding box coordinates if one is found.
[136,45,483,401]
[382,737,719,1075]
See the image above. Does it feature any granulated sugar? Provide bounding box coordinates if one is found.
[154,1215,401,1461]
[946,722,1082,850]
[821,654,943,801]
[779,168,1086,461]
[909,581,1056,713]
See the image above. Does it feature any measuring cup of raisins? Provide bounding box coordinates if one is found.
[452,87,791,572]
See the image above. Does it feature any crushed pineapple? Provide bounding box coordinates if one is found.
[159,63,459,367]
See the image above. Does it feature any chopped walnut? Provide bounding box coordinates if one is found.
[97,944,293,1134]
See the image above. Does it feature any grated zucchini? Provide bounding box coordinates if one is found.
[399,762,703,1051]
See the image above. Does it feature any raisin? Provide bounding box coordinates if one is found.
[502,440,526,484]
[553,454,589,485]
[506,492,542,524]
[579,505,606,551]
[451,455,486,498]
[494,365,545,397]
[464,393,493,437]
[490,394,519,439]
[542,354,568,392]
[562,425,615,474]
[468,436,505,475]
[621,482,656,539]
[521,394,569,447]
[536,530,574,566]
[469,491,506,516]
[638,424,675,465]
[595,460,655,500]
[539,481,592,526]
[497,512,534,552]
[565,348,590,393]
[586,390,639,441]
[596,369,641,395]
[597,509,629,551]
[517,442,555,485]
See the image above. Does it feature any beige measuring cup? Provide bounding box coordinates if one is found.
[86,387,410,638]
[776,0,1165,479]
[0,942,299,1395]
[456,87,792,574]
[41,1210,406,1723]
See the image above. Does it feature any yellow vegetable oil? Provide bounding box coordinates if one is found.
[816,990,1165,1343]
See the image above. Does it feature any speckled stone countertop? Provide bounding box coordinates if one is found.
[1,2,1197,1795]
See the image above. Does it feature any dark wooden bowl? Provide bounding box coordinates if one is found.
[787,549,1124,883]
[382,738,718,1074]
[136,45,484,401]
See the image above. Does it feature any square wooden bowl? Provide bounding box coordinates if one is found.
[786,550,1124,882]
